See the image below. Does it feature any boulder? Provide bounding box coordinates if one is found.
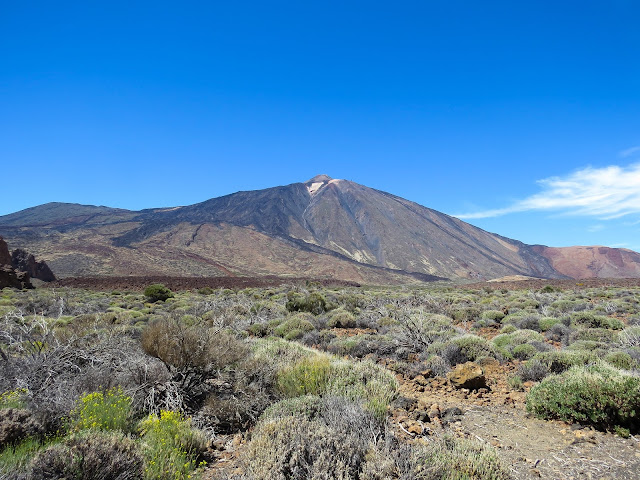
[0,264,32,289]
[11,249,56,282]
[447,362,487,390]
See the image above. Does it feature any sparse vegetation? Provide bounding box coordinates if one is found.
[2,280,640,477]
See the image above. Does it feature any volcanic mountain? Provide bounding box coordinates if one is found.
[0,175,637,283]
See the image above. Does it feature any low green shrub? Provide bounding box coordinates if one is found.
[412,435,512,480]
[481,310,506,322]
[512,343,538,360]
[143,284,174,303]
[526,363,640,433]
[539,317,562,331]
[274,315,315,338]
[138,410,206,480]
[604,351,636,370]
[285,291,327,315]
[277,356,332,398]
[533,350,599,374]
[326,307,356,328]
[569,311,623,330]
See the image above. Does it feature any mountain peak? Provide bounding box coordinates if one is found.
[306,174,333,184]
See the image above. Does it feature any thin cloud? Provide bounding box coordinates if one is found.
[620,146,640,158]
[455,164,640,220]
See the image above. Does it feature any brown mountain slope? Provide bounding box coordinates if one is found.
[0,175,636,283]
[532,245,640,279]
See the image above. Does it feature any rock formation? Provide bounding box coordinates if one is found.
[11,249,56,282]
[0,236,55,289]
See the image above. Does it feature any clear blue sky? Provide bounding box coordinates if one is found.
[2,1,640,250]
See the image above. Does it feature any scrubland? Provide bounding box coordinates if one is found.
[1,281,639,479]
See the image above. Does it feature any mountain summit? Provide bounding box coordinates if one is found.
[0,176,637,283]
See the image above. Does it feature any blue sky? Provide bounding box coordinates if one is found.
[1,1,640,250]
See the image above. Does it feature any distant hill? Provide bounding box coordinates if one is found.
[0,175,638,283]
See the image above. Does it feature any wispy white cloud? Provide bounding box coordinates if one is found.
[587,224,605,232]
[455,163,640,220]
[620,146,640,158]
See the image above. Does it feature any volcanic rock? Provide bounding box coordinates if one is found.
[11,249,56,282]
[447,362,487,390]
[0,238,11,265]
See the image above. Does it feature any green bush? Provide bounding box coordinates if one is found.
[274,315,315,338]
[450,334,498,361]
[71,387,132,433]
[533,350,599,374]
[143,284,174,303]
[138,410,206,480]
[604,351,635,370]
[286,291,327,314]
[512,343,538,360]
[570,311,623,330]
[277,356,332,398]
[526,363,640,433]
[481,310,506,322]
[327,307,357,328]
[539,317,562,331]
[412,435,512,480]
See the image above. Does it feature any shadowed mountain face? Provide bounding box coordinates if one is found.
[0,175,638,283]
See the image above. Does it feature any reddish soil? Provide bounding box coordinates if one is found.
[460,277,640,291]
[43,275,361,291]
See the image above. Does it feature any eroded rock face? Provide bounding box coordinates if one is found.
[0,236,51,289]
[447,362,486,390]
[0,264,32,289]
[11,249,56,282]
[0,237,11,265]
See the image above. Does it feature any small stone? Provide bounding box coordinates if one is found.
[414,375,429,386]
[407,422,423,435]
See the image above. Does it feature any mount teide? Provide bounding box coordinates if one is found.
[1,175,638,283]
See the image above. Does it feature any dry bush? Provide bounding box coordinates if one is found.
[0,409,42,450]
[28,431,143,480]
[140,317,249,413]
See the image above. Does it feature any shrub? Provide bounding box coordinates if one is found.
[143,284,174,303]
[539,317,561,331]
[0,389,27,409]
[569,311,623,330]
[245,405,376,480]
[604,351,635,370]
[0,408,43,450]
[512,343,538,360]
[274,316,315,338]
[450,334,498,362]
[285,291,327,315]
[0,435,58,477]
[138,410,206,480]
[517,358,550,382]
[29,431,143,480]
[277,356,332,398]
[71,387,132,433]
[533,350,599,374]
[526,363,640,433]
[413,435,511,480]
[481,310,506,322]
[326,307,356,328]
[618,326,640,348]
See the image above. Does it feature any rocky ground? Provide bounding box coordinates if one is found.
[202,342,640,480]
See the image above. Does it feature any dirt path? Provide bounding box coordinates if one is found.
[394,365,640,480]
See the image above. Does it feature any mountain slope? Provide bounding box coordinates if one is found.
[0,175,637,283]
